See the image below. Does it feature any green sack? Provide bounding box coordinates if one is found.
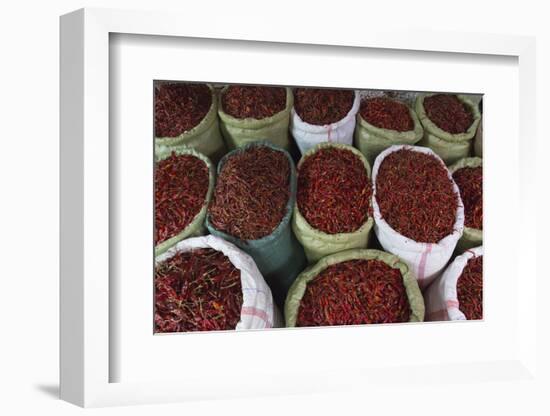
[217,87,293,150]
[205,141,307,309]
[154,146,215,256]
[449,157,483,253]
[284,248,425,327]
[474,119,483,157]
[292,143,374,263]
[354,101,424,167]
[415,94,481,165]
[155,85,227,163]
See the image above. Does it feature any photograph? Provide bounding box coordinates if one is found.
[153,82,484,333]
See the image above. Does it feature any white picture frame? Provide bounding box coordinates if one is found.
[60,7,539,408]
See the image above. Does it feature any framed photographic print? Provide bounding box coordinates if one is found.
[60,7,539,408]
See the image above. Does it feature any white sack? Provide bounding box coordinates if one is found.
[424,246,483,321]
[156,235,282,329]
[290,90,360,155]
[372,145,465,289]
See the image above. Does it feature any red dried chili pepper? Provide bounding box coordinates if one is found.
[297,259,411,326]
[360,97,414,132]
[375,148,458,243]
[457,255,483,320]
[424,94,473,134]
[452,167,482,230]
[294,88,354,125]
[297,147,371,234]
[208,145,290,240]
[221,85,286,119]
[155,152,210,245]
[154,83,212,138]
[155,248,243,333]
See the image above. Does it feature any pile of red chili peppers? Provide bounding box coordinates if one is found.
[222,86,286,119]
[155,152,210,245]
[155,248,243,332]
[376,148,458,243]
[294,88,354,125]
[452,166,483,230]
[154,83,212,137]
[297,147,371,234]
[457,255,483,320]
[297,259,411,326]
[423,94,473,134]
[360,97,414,132]
[208,146,290,240]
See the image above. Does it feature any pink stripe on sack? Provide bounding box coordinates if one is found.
[241,306,272,328]
[446,299,459,309]
[417,243,433,286]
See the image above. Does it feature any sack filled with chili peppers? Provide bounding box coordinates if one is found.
[155,146,215,256]
[354,96,424,166]
[155,235,282,332]
[424,246,483,321]
[293,142,374,263]
[206,142,307,309]
[284,248,425,327]
[217,85,293,151]
[449,157,483,254]
[290,88,360,155]
[474,119,483,157]
[372,145,465,289]
[155,82,227,163]
[415,93,481,165]
[474,99,483,157]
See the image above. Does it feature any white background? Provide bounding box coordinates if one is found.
[1,0,548,415]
